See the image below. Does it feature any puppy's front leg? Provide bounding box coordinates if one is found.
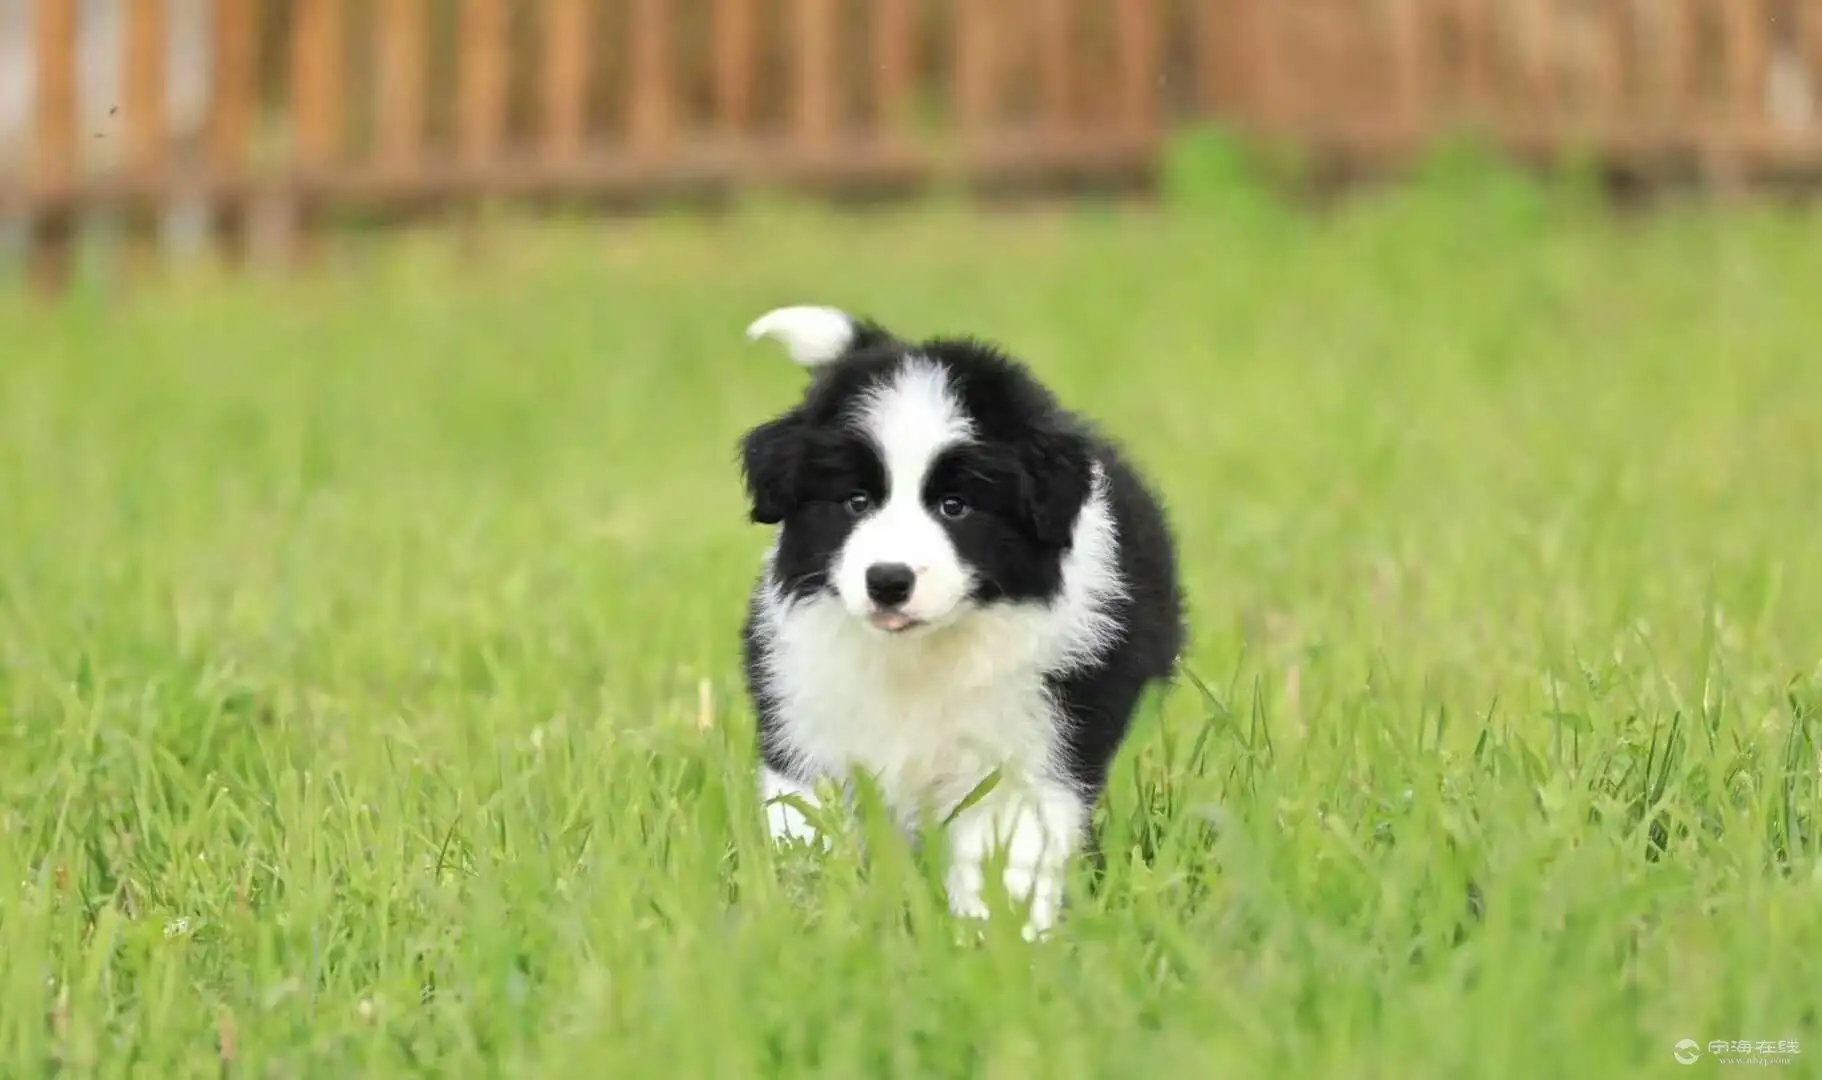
[761,766,833,850]
[943,777,1086,941]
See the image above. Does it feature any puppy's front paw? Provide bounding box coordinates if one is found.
[945,861,992,921]
[1004,865,1061,942]
[945,861,1059,942]
[762,768,834,852]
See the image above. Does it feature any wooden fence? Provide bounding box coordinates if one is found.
[4,1,1822,295]
[1204,0,1822,169]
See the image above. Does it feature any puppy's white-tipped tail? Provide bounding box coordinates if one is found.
[745,305,860,368]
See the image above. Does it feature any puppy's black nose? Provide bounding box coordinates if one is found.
[865,563,916,608]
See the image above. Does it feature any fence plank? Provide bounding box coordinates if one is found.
[873,0,916,134]
[32,0,77,189]
[1458,0,1488,116]
[1727,0,1767,128]
[290,0,345,265]
[208,0,257,178]
[1653,0,1691,132]
[376,0,425,173]
[120,0,170,282]
[1191,0,1227,114]
[543,0,590,160]
[458,0,508,165]
[124,0,169,176]
[30,0,79,295]
[1811,0,1822,74]
[1114,0,1158,133]
[1231,0,1274,124]
[1530,0,1559,126]
[1808,0,1822,137]
[1251,0,1283,127]
[794,0,838,149]
[208,0,259,263]
[1389,0,1426,132]
[1036,0,1072,130]
[1596,0,1639,125]
[293,0,346,168]
[629,0,673,154]
[1307,0,1348,130]
[713,0,754,132]
[956,0,997,136]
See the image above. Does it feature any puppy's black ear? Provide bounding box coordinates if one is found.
[739,412,807,525]
[1016,427,1095,548]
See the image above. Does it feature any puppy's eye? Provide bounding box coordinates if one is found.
[937,495,970,520]
[844,491,872,516]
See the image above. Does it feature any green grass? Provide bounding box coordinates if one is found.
[3,173,1821,1078]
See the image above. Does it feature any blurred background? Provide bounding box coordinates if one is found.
[2,0,1819,292]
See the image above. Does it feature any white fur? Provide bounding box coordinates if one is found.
[834,358,978,628]
[746,306,858,368]
[944,778,1084,939]
[755,462,1126,940]
[760,767,830,850]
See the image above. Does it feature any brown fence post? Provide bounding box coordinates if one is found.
[457,0,507,168]
[542,0,590,166]
[376,0,426,177]
[293,0,345,170]
[1458,0,1488,122]
[628,0,674,160]
[30,0,79,298]
[1190,0,1229,117]
[713,0,755,136]
[1714,0,1766,190]
[872,0,917,142]
[1810,0,1822,86]
[1529,0,1558,135]
[1115,0,1160,141]
[794,0,839,157]
[1652,0,1692,150]
[457,0,506,251]
[1593,0,1627,140]
[1388,0,1426,145]
[1246,0,1282,133]
[124,0,169,179]
[208,0,259,268]
[123,0,169,282]
[1036,0,1073,134]
[1731,0,1770,131]
[293,0,345,266]
[955,0,997,162]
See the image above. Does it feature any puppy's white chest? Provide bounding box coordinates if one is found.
[765,600,1058,820]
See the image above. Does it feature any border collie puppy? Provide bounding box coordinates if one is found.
[737,305,1185,939]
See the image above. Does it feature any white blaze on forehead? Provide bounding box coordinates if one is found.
[832,356,976,625]
[855,357,974,498]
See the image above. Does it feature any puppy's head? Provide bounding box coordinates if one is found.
[739,306,1095,636]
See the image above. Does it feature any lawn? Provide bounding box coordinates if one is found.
[2,167,1819,1078]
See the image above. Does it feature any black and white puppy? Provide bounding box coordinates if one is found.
[737,305,1185,939]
